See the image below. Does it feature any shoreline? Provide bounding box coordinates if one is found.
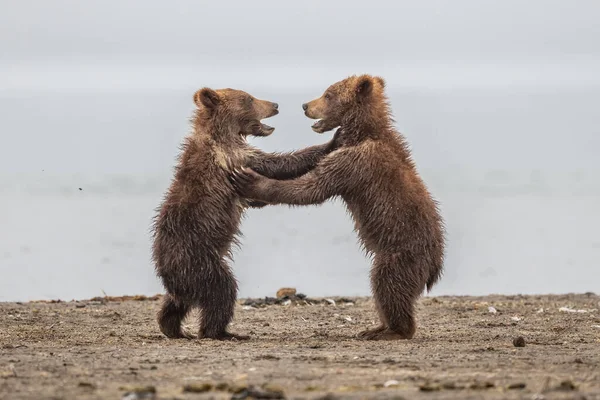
[8,291,599,305]
[1,293,599,399]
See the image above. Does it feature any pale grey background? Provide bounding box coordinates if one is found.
[1,0,599,301]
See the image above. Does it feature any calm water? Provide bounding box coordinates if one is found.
[1,88,599,301]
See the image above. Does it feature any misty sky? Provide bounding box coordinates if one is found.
[1,0,600,174]
[1,0,600,91]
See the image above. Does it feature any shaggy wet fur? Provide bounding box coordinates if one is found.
[152,87,337,340]
[231,75,445,340]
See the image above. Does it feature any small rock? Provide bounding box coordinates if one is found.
[281,299,291,306]
[75,303,86,308]
[554,380,577,391]
[119,386,156,393]
[232,384,285,399]
[419,383,440,392]
[441,382,458,390]
[470,381,495,390]
[314,394,339,400]
[213,382,229,391]
[511,316,522,322]
[536,308,544,313]
[255,354,280,361]
[262,383,285,394]
[488,306,497,314]
[343,316,352,322]
[507,382,527,390]
[559,307,594,313]
[121,394,155,400]
[383,380,399,388]
[242,305,256,311]
[276,288,296,299]
[78,382,96,389]
[120,386,156,400]
[0,370,16,378]
[183,383,213,393]
[513,336,526,347]
[574,358,584,364]
[228,383,248,394]
[325,298,336,306]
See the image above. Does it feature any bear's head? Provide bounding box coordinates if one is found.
[302,75,386,133]
[193,88,279,137]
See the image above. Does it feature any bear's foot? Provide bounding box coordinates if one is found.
[357,326,412,340]
[199,331,250,341]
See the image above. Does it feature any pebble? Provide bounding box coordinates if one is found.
[507,382,527,390]
[419,382,440,392]
[182,383,213,393]
[554,380,577,391]
[120,386,156,400]
[276,288,297,299]
[513,336,526,347]
[488,306,497,314]
[383,379,399,388]
[231,384,285,399]
[470,381,495,390]
[559,307,593,313]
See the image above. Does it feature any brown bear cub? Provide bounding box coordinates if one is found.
[231,75,445,340]
[152,87,337,340]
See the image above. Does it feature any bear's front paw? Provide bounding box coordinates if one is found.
[229,168,264,197]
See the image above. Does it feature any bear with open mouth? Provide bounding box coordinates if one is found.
[231,75,445,340]
[152,87,338,340]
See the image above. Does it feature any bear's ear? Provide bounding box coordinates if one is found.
[355,75,373,98]
[194,88,221,109]
[375,76,385,89]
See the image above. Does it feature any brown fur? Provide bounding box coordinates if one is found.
[230,75,445,340]
[152,87,337,340]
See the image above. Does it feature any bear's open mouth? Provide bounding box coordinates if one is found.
[311,119,326,133]
[246,121,275,137]
[259,122,275,135]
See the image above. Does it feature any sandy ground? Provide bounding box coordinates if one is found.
[0,293,599,400]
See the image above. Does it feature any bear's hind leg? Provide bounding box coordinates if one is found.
[198,260,249,341]
[358,253,422,340]
[157,293,194,339]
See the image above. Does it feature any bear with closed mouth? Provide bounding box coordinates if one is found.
[152,87,338,340]
[231,75,445,340]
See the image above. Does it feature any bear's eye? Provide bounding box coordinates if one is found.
[247,97,254,104]
[324,93,331,100]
